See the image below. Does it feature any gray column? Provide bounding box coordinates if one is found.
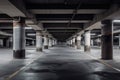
[13,17,25,59]
[76,35,81,49]
[70,39,72,47]
[119,34,120,48]
[101,20,113,60]
[44,35,49,49]
[49,38,52,47]
[84,30,91,52]
[36,31,43,52]
[52,39,54,46]
[54,40,57,45]
[91,39,94,46]
[72,38,75,47]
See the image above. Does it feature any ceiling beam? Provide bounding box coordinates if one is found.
[71,4,120,40]
[48,29,78,32]
[0,0,26,17]
[36,14,94,20]
[0,30,12,36]
[43,23,83,28]
[46,27,82,29]
[40,20,89,23]
[26,3,110,9]
[30,9,106,14]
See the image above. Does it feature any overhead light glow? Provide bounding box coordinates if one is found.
[25,27,33,29]
[113,20,120,23]
[27,34,36,36]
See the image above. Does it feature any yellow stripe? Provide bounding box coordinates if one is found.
[5,54,42,80]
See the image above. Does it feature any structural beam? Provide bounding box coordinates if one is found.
[30,9,106,14]
[73,4,120,40]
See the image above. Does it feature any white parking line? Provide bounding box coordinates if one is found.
[86,53,120,72]
[5,53,43,80]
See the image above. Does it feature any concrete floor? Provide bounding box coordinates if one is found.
[0,46,120,80]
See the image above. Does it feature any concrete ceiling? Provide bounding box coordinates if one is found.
[0,0,120,41]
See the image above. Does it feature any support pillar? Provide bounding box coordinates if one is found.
[44,35,49,49]
[13,17,25,59]
[91,39,94,46]
[49,38,52,47]
[70,39,72,47]
[52,39,54,47]
[72,38,75,47]
[36,31,43,52]
[101,20,113,60]
[84,30,91,52]
[119,34,120,49]
[76,35,81,49]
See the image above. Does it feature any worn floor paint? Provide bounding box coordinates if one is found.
[5,45,120,80]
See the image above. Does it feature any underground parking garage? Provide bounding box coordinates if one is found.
[0,0,120,80]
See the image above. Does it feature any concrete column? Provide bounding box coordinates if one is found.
[68,40,71,46]
[101,20,113,60]
[52,39,54,46]
[70,39,72,47]
[49,38,52,47]
[72,38,75,47]
[84,30,91,52]
[91,39,94,46]
[119,34,120,48]
[44,35,49,49]
[76,35,81,49]
[36,31,43,52]
[52,39,56,46]
[8,37,13,48]
[55,40,57,45]
[13,17,25,59]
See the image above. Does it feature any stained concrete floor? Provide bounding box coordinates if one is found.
[0,45,119,80]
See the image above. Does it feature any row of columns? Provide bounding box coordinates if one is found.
[36,31,57,52]
[67,19,113,60]
[13,17,57,59]
[4,16,113,60]
[68,30,90,52]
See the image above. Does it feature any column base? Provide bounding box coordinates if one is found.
[101,57,113,60]
[51,45,53,47]
[84,45,90,52]
[77,46,81,49]
[119,46,120,49]
[36,48,43,52]
[44,45,48,49]
[72,43,75,47]
[13,50,25,59]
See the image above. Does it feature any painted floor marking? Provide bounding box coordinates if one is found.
[5,53,43,80]
[86,53,120,72]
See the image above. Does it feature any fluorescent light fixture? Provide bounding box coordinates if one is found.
[114,36,119,38]
[25,27,33,29]
[113,20,120,23]
[27,34,36,36]
[91,33,96,35]
[98,34,101,37]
